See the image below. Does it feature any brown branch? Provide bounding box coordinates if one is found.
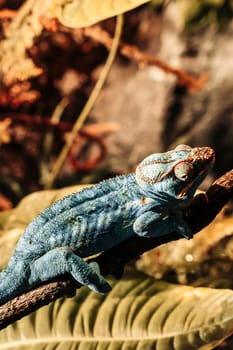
[0,9,17,19]
[0,170,232,330]
[83,26,208,93]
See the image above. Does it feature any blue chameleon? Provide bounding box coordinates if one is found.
[0,145,215,304]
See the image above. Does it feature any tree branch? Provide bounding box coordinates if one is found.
[0,169,232,330]
[83,26,208,93]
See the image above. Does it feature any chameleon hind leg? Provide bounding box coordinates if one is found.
[28,247,112,294]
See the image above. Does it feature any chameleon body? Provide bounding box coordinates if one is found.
[0,145,215,305]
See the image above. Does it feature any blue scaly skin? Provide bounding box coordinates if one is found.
[0,145,215,305]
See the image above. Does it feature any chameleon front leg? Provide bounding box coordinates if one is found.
[28,247,112,294]
[133,210,193,239]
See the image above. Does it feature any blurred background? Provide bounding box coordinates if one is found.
[0,0,232,208]
[0,2,233,348]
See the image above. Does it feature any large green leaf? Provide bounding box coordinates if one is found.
[0,270,233,349]
[56,0,151,28]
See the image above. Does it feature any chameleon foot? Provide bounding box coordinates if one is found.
[29,247,112,294]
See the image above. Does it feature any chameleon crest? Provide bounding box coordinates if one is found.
[0,145,215,304]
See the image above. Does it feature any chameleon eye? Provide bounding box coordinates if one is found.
[175,144,192,151]
[174,161,193,181]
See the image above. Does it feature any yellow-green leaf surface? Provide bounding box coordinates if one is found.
[137,216,233,284]
[0,185,88,268]
[0,270,233,349]
[56,0,150,28]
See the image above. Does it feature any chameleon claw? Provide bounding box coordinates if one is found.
[89,261,101,275]
[181,230,193,240]
[89,261,112,294]
[177,223,193,240]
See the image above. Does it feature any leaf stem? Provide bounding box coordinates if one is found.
[45,14,123,189]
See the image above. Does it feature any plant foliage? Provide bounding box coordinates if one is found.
[0,269,233,349]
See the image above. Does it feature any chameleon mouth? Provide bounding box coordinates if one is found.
[176,147,215,199]
[176,180,197,198]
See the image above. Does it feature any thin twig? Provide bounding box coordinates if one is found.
[83,26,208,93]
[45,14,123,189]
[0,169,232,330]
[40,97,70,185]
[0,9,17,19]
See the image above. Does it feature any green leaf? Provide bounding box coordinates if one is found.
[0,270,233,349]
[56,0,151,28]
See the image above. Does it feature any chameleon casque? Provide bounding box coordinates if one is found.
[0,145,215,305]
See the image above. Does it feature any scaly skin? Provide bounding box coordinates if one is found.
[0,145,215,305]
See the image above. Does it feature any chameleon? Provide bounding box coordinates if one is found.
[0,144,215,305]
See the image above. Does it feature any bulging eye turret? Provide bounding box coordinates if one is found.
[174,144,192,151]
[173,161,193,181]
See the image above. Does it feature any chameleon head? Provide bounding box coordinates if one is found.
[135,144,215,201]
